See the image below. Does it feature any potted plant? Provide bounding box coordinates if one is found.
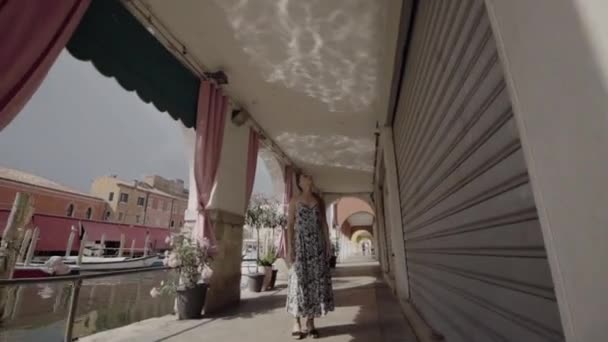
[258,247,278,291]
[244,195,274,293]
[246,272,265,292]
[150,233,213,319]
[329,243,338,269]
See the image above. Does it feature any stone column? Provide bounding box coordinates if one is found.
[380,126,409,300]
[204,209,245,314]
[182,108,250,314]
[181,127,198,230]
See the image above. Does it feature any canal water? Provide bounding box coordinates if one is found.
[0,270,175,341]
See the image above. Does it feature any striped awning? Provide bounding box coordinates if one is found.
[66,0,198,128]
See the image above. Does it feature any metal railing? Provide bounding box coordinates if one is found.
[0,266,169,342]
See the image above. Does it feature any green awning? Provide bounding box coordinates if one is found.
[66,0,198,128]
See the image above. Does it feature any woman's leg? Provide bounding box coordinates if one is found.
[307,317,319,338]
[293,317,302,331]
[306,317,315,329]
[291,317,304,339]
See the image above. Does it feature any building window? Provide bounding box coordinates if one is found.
[137,196,145,206]
[119,193,129,203]
[108,192,114,201]
[170,220,175,228]
[85,207,92,219]
[66,203,75,217]
[136,215,141,224]
[118,212,124,221]
[104,211,111,221]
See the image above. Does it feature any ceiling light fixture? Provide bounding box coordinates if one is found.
[204,70,229,85]
[231,108,249,127]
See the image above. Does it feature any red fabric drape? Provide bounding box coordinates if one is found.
[245,128,259,207]
[193,81,227,254]
[0,0,90,131]
[276,166,294,258]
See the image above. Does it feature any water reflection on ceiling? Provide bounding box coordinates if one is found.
[215,0,383,113]
[276,132,374,173]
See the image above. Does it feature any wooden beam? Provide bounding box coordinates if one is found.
[0,193,34,279]
[0,193,34,321]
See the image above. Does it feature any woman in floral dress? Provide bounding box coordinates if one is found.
[286,174,334,339]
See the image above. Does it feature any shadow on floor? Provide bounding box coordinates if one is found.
[148,261,416,342]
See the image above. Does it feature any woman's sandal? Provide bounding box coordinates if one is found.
[291,330,306,340]
[309,329,320,339]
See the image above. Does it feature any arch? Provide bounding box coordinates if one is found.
[85,207,93,219]
[339,212,375,238]
[351,229,373,244]
[323,193,373,210]
[333,197,375,230]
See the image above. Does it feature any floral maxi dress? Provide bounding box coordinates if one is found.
[286,203,335,317]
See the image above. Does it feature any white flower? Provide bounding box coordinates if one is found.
[167,253,180,268]
[201,266,214,282]
[150,287,161,298]
[37,285,54,299]
[201,238,211,250]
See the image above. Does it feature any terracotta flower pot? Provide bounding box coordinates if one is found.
[262,266,273,291]
[269,269,278,290]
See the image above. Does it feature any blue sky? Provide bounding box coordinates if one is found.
[0,51,272,196]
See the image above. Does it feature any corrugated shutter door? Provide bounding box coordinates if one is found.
[392,1,564,341]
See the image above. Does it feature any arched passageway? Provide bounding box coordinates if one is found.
[326,196,376,261]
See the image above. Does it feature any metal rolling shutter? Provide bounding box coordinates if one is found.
[392,1,564,341]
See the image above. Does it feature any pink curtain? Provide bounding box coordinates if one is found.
[245,128,259,207]
[0,0,90,131]
[276,166,294,258]
[193,81,227,254]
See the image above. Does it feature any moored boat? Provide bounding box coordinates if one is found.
[61,255,160,272]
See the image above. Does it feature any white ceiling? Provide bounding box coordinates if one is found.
[138,0,404,193]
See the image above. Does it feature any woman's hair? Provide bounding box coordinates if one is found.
[296,173,303,193]
[296,173,327,223]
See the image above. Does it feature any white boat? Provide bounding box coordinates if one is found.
[61,255,161,272]
[14,263,80,278]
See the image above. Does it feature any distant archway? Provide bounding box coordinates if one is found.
[325,195,376,261]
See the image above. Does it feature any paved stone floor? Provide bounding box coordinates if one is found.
[81,258,417,342]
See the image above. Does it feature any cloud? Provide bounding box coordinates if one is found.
[0,51,272,196]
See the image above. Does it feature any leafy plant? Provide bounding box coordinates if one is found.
[245,195,286,262]
[150,232,212,298]
[257,246,277,267]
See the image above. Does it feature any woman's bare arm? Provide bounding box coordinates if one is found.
[322,214,332,258]
[286,198,296,266]
[317,197,332,258]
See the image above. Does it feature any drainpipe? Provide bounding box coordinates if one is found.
[168,198,175,229]
[142,191,150,225]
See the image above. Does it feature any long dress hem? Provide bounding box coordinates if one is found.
[286,203,335,318]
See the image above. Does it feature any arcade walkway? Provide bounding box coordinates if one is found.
[81,258,417,342]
